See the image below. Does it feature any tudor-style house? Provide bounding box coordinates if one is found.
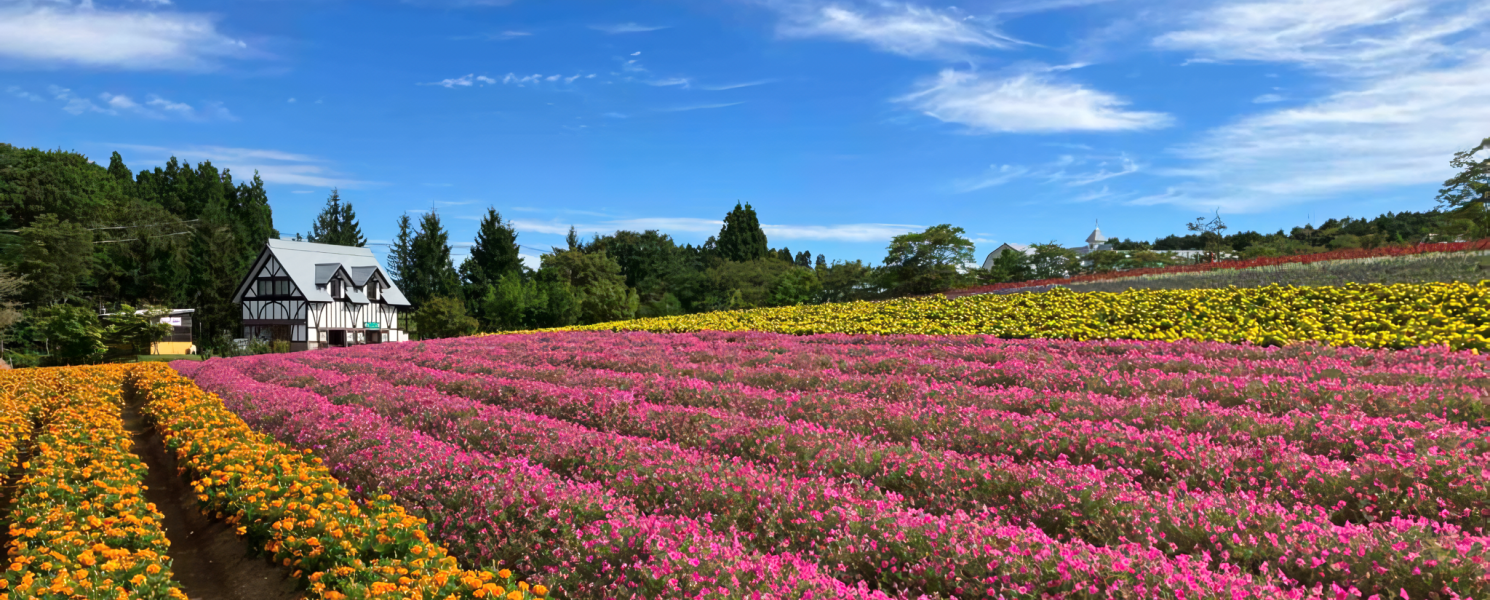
[233,239,412,350]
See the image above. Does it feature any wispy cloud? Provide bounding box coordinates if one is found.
[770,1,1027,59]
[513,216,922,242]
[6,86,44,102]
[50,85,110,115]
[954,154,1140,193]
[646,77,691,88]
[0,0,252,70]
[501,72,594,86]
[701,79,777,91]
[1144,0,1490,212]
[456,30,530,40]
[657,102,745,112]
[423,73,501,88]
[1251,93,1285,103]
[899,69,1173,133]
[113,144,377,188]
[590,22,669,34]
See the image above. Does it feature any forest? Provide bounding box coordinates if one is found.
[1,140,1484,363]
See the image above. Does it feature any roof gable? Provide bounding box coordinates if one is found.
[232,239,411,306]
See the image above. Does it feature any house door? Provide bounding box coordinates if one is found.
[367,331,381,344]
[328,330,346,347]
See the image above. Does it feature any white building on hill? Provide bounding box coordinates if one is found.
[232,239,412,350]
[980,223,1207,270]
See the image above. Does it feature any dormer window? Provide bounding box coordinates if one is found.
[369,282,380,301]
[330,278,343,299]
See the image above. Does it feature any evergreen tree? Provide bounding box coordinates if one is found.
[815,254,827,270]
[795,250,813,268]
[716,203,768,262]
[190,197,244,351]
[229,172,278,256]
[565,226,581,251]
[460,208,522,290]
[387,214,414,288]
[776,248,792,263]
[307,189,365,247]
[403,211,460,307]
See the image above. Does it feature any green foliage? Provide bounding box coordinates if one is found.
[0,144,128,227]
[1084,249,1125,274]
[716,202,769,262]
[15,214,93,304]
[705,258,797,309]
[308,188,366,247]
[412,296,479,339]
[0,265,22,356]
[387,214,414,287]
[403,212,461,308]
[460,208,523,292]
[1026,243,1081,280]
[191,197,244,346]
[983,248,1031,284]
[34,304,105,364]
[880,224,975,295]
[767,267,821,307]
[817,260,878,304]
[477,272,551,331]
[540,248,638,324]
[103,304,174,356]
[1437,136,1490,211]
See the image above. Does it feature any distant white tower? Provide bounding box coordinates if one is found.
[1085,220,1108,251]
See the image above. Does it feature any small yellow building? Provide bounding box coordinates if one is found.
[101,308,196,355]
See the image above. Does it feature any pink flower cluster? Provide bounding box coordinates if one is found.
[176,331,1490,599]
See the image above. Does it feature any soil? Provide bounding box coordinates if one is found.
[123,405,304,600]
[0,422,38,552]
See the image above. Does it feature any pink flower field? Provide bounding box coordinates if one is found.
[171,332,1490,600]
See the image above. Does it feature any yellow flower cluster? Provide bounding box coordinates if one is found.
[124,363,542,600]
[555,282,1490,351]
[0,365,188,600]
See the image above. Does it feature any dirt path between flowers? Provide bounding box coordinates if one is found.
[0,421,39,553]
[122,405,303,600]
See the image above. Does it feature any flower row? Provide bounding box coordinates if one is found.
[2,365,186,600]
[551,282,1490,351]
[125,363,545,600]
[277,352,1490,600]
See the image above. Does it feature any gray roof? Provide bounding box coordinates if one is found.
[348,266,380,287]
[1086,227,1107,244]
[234,239,411,306]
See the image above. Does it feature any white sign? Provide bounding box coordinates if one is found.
[163,317,182,327]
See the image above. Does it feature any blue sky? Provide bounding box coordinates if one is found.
[3,0,1487,268]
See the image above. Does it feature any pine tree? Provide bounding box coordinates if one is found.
[795,250,813,268]
[106,152,134,196]
[387,214,414,287]
[308,189,364,247]
[565,226,581,251]
[777,247,793,263]
[190,197,243,351]
[716,202,768,262]
[403,211,460,308]
[461,207,522,290]
[815,254,827,270]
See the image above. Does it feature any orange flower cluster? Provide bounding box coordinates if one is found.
[125,363,541,600]
[1,365,187,600]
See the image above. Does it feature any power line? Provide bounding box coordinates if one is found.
[94,231,193,244]
[1,219,200,234]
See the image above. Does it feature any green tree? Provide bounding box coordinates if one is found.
[794,250,813,269]
[815,254,827,270]
[0,265,23,357]
[539,248,638,324]
[768,267,821,306]
[411,296,478,339]
[190,198,244,352]
[705,259,797,309]
[308,189,365,247]
[1186,209,1230,262]
[104,304,173,356]
[401,212,461,308]
[818,260,878,303]
[460,208,523,291]
[983,248,1031,284]
[716,203,769,262]
[880,224,975,295]
[35,304,105,364]
[1437,136,1490,239]
[16,214,93,304]
[0,144,128,228]
[1084,249,1125,274]
[387,213,414,287]
[1026,242,1080,280]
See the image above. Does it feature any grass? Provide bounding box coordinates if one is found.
[134,354,205,363]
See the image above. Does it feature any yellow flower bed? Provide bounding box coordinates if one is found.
[125,363,542,600]
[1,365,187,600]
[554,282,1490,351]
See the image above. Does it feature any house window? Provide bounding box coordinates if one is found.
[330,279,343,298]
[256,279,294,296]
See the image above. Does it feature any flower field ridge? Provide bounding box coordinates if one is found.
[175,331,1490,599]
[1,365,186,600]
[550,281,1490,351]
[124,363,549,600]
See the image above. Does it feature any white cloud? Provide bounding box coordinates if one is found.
[631,51,642,56]
[772,1,1024,59]
[953,164,1030,192]
[1144,0,1490,213]
[657,102,745,112]
[702,79,777,91]
[513,216,921,243]
[899,69,1173,133]
[500,72,591,86]
[954,153,1140,193]
[7,85,43,102]
[427,73,475,88]
[1252,93,1285,103]
[1147,54,1490,212]
[287,97,297,103]
[591,23,669,34]
[476,75,497,84]
[113,144,377,188]
[1154,0,1488,76]
[50,85,110,115]
[0,0,251,70]
[647,77,690,87]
